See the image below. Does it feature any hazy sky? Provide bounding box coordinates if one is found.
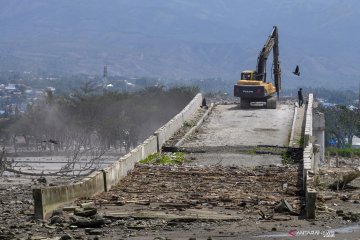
[0,0,359,89]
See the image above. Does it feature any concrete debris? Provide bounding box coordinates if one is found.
[0,231,15,240]
[330,170,360,190]
[71,214,105,228]
[62,206,77,212]
[274,199,293,213]
[50,215,65,224]
[318,195,333,201]
[59,234,72,240]
[340,195,351,201]
[44,224,57,229]
[74,207,97,217]
[336,210,360,222]
[51,209,63,217]
[37,176,47,184]
[79,202,95,208]
[85,228,103,235]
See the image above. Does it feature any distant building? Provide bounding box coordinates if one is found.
[321,102,336,108]
[46,87,56,92]
[352,136,360,149]
[349,105,358,111]
[5,84,16,91]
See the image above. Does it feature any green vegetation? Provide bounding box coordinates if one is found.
[281,151,295,165]
[140,152,187,165]
[319,104,359,148]
[326,147,360,158]
[244,149,257,155]
[242,146,298,164]
[183,121,195,128]
[298,136,304,148]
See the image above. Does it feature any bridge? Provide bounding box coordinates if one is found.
[31,93,328,238]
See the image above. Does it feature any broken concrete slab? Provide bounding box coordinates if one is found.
[74,208,97,217]
[274,199,293,213]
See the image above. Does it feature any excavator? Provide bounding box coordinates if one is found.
[234,26,281,109]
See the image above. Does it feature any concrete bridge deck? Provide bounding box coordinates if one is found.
[182,104,294,148]
[180,104,297,167]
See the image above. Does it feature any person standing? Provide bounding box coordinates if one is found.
[298,88,303,107]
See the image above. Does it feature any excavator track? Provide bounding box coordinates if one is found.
[240,98,250,109]
[267,96,277,109]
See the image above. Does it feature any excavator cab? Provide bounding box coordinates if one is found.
[237,70,263,86]
[241,71,256,80]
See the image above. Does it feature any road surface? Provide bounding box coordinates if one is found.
[182,104,295,167]
[183,104,294,147]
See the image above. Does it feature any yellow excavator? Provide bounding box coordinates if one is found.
[234,26,281,109]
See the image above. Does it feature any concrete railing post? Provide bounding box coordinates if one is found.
[33,188,44,219]
[314,144,320,174]
[306,188,317,219]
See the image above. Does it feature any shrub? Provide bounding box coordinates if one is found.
[326,147,360,157]
[140,152,187,165]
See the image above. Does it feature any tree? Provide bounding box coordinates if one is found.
[322,105,360,147]
[2,83,197,175]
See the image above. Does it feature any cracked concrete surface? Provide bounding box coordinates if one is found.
[182,104,294,148]
[180,104,294,167]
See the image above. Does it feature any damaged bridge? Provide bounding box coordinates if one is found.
[32,94,326,239]
[166,103,300,167]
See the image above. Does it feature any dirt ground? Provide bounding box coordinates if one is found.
[315,157,360,229]
[1,160,360,240]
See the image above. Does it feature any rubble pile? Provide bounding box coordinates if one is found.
[97,164,303,215]
[315,166,360,222]
[0,164,305,239]
[0,184,35,239]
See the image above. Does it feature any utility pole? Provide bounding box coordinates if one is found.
[102,65,108,94]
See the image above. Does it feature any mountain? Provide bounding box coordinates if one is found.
[0,0,359,89]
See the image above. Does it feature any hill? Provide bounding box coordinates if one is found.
[0,0,359,89]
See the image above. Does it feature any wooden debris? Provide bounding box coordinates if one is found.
[84,164,302,219]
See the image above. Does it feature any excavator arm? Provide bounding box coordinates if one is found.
[256,26,281,94]
[272,27,281,97]
[256,28,276,81]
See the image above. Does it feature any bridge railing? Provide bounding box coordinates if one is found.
[303,93,318,219]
